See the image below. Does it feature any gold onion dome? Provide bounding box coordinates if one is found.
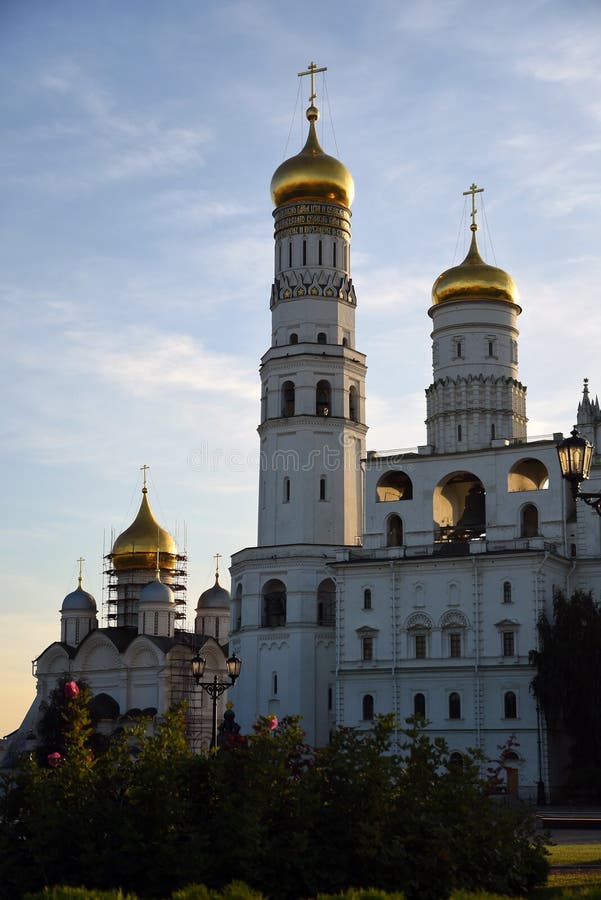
[432,229,519,307]
[270,104,355,209]
[111,487,177,572]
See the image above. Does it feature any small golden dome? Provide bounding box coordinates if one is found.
[432,230,519,307]
[270,104,355,209]
[111,488,177,572]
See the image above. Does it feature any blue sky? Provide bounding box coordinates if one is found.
[2,0,600,735]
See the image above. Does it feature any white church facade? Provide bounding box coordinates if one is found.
[228,69,601,799]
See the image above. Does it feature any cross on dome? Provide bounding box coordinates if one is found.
[140,463,150,493]
[298,60,327,106]
[463,183,484,231]
[77,556,85,587]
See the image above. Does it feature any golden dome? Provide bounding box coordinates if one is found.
[270,105,355,209]
[111,488,177,572]
[432,230,519,307]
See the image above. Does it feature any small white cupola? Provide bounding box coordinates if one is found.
[195,554,231,644]
[138,551,175,638]
[60,558,98,646]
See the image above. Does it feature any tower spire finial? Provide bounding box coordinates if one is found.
[463,183,484,232]
[77,556,85,588]
[214,552,222,582]
[298,60,327,108]
[140,463,150,494]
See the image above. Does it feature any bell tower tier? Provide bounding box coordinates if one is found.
[425,185,527,454]
[259,196,367,547]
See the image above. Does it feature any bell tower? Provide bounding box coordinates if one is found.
[230,64,367,744]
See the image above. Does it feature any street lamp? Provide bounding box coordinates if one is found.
[556,427,601,516]
[191,651,242,749]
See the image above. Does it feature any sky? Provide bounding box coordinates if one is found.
[1,0,600,736]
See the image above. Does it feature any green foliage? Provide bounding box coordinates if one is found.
[531,589,601,791]
[0,681,548,900]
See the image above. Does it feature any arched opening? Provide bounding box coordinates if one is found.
[349,386,358,422]
[262,579,286,628]
[449,751,463,772]
[342,336,348,347]
[319,476,326,501]
[316,380,331,417]
[413,692,426,718]
[433,471,486,543]
[317,332,327,344]
[504,691,517,719]
[362,694,374,721]
[317,578,336,626]
[386,514,403,547]
[283,477,290,503]
[281,380,295,417]
[363,588,372,610]
[508,458,549,492]
[521,503,539,537]
[376,471,413,502]
[289,333,298,345]
[503,581,512,604]
[449,692,461,720]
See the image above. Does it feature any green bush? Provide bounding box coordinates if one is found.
[1,685,548,900]
[23,888,139,899]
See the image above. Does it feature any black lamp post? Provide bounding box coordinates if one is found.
[191,651,242,749]
[556,427,601,516]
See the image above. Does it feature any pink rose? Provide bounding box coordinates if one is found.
[268,714,278,731]
[64,681,80,699]
[48,752,62,768]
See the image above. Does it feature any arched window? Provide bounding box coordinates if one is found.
[342,336,348,347]
[316,380,331,416]
[281,380,295,417]
[262,579,286,628]
[363,588,372,610]
[317,578,336,626]
[283,477,290,503]
[290,333,298,345]
[349,386,358,422]
[521,503,539,537]
[449,751,463,771]
[233,584,242,632]
[503,581,512,604]
[317,332,327,344]
[272,672,278,696]
[319,476,326,501]
[449,692,461,720]
[413,692,426,718]
[362,694,374,721]
[386,514,403,547]
[504,691,517,719]
[376,471,413,502]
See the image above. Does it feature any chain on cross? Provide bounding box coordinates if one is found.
[298,60,327,105]
[77,556,85,587]
[463,182,484,230]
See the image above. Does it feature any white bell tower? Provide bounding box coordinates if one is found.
[230,64,367,744]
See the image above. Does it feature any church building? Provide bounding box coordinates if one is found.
[6,476,232,761]
[228,64,601,799]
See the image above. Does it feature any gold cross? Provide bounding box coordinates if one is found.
[463,183,484,230]
[77,556,85,587]
[298,61,327,105]
[140,463,150,490]
[214,552,222,577]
